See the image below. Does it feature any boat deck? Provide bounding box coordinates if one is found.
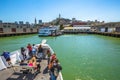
[0,59,50,80]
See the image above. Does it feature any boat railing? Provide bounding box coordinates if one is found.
[57,72,63,80]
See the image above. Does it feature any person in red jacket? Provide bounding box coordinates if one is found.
[51,53,57,61]
[27,43,32,57]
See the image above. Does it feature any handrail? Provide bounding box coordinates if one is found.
[57,72,63,80]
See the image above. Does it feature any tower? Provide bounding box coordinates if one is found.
[58,14,61,25]
[35,17,37,24]
[59,14,61,19]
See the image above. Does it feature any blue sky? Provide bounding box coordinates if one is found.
[0,0,120,23]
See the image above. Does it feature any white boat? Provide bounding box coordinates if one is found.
[38,27,57,36]
[0,39,63,80]
[38,26,62,37]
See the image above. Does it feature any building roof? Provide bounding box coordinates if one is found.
[64,27,91,29]
[72,22,87,25]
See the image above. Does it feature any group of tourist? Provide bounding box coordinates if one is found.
[23,55,41,73]
[1,43,62,80]
[47,52,62,80]
[25,43,62,80]
[20,43,44,60]
[20,43,44,73]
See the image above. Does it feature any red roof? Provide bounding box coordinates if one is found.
[72,22,87,25]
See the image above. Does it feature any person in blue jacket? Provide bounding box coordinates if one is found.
[2,51,11,65]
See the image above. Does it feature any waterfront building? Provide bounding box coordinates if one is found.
[64,26,91,33]
[93,22,120,33]
[0,21,39,36]
[64,21,92,33]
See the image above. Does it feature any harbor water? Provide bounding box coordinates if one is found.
[0,34,120,80]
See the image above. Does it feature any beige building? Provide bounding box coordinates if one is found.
[93,22,120,33]
[0,22,39,34]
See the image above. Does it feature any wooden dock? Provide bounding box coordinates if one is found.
[0,59,50,80]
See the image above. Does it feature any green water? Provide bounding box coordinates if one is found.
[0,34,120,80]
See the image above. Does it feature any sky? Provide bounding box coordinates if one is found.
[0,0,120,23]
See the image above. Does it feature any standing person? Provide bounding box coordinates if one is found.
[53,59,62,79]
[36,62,41,73]
[27,43,32,57]
[32,44,37,56]
[21,47,27,60]
[48,59,56,80]
[47,49,51,65]
[2,51,11,65]
[37,45,43,59]
[52,59,62,80]
[48,59,54,72]
[51,53,57,61]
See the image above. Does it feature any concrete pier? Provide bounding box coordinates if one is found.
[63,31,120,38]
[93,32,120,37]
[0,32,37,37]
